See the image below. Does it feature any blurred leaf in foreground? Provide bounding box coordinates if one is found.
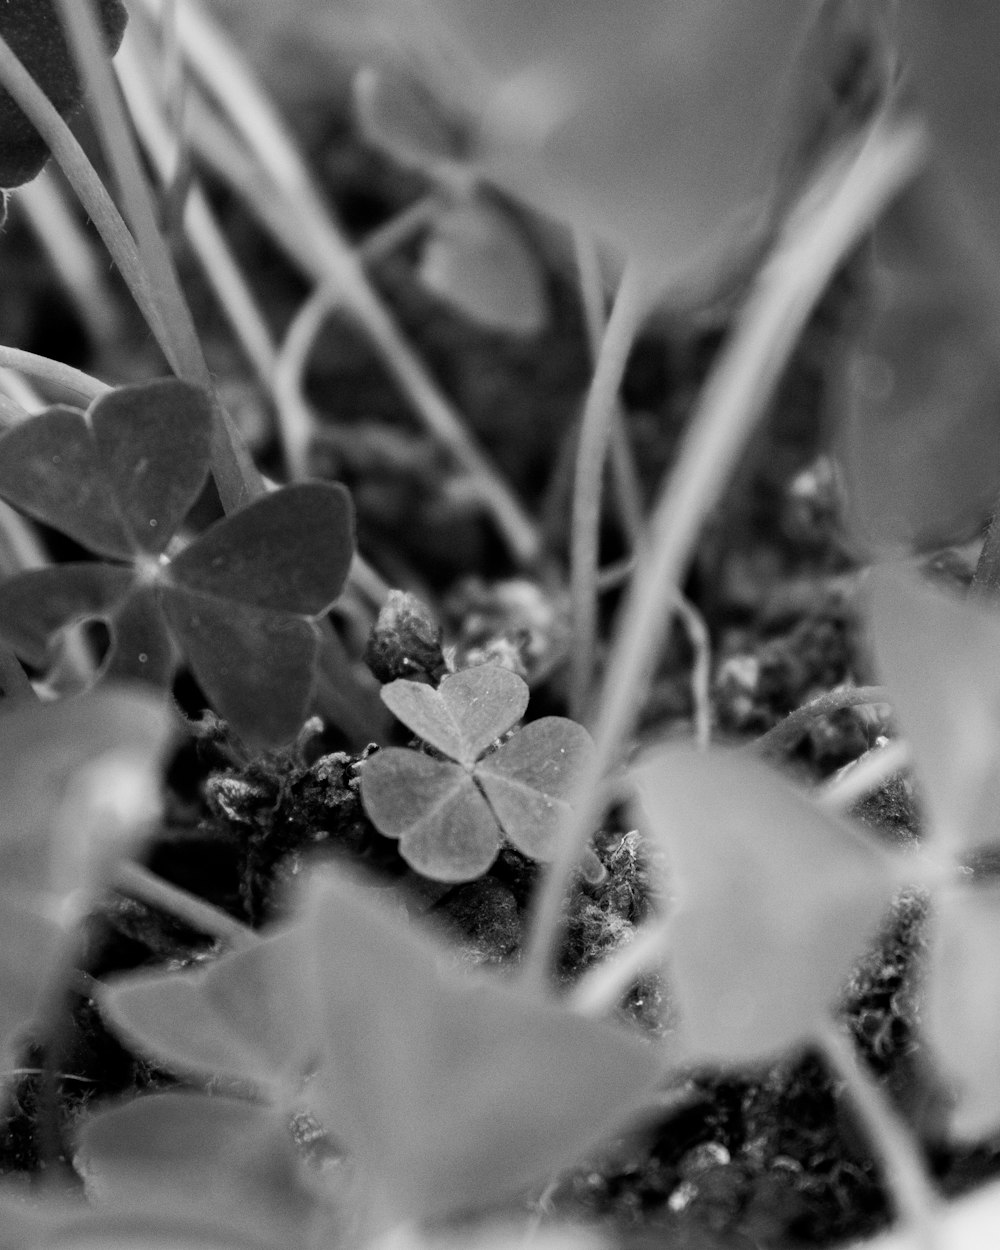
[0,684,171,1075]
[101,865,663,1230]
[632,743,900,1063]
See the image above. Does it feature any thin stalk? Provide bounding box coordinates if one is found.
[157,0,195,239]
[134,0,540,566]
[16,173,122,345]
[568,916,670,1017]
[0,366,42,413]
[0,392,30,427]
[114,860,257,952]
[0,347,110,403]
[115,33,278,392]
[0,500,48,578]
[673,591,713,749]
[0,32,171,363]
[819,1023,939,1250]
[54,0,207,384]
[54,0,263,516]
[569,260,653,719]
[573,228,646,548]
[272,200,438,479]
[521,117,930,990]
[608,417,646,547]
[819,738,912,813]
[753,685,889,758]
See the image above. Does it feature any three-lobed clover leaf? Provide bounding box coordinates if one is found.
[0,0,127,188]
[359,664,594,880]
[72,1091,329,1249]
[631,743,904,1065]
[866,566,1000,1140]
[100,865,662,1230]
[0,379,355,746]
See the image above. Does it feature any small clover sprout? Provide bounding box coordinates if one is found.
[0,380,355,746]
[360,664,594,880]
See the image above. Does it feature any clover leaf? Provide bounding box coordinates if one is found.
[74,1091,328,1249]
[359,664,594,880]
[0,380,355,746]
[865,565,1000,859]
[100,865,662,1230]
[0,0,127,188]
[865,566,1000,1138]
[631,743,903,1065]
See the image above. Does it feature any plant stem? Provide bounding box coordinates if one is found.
[115,31,278,393]
[55,0,206,384]
[568,916,670,1017]
[819,1023,939,1250]
[572,230,646,549]
[16,174,122,346]
[0,33,172,356]
[114,860,257,952]
[753,685,889,758]
[0,347,110,403]
[133,0,541,568]
[819,738,912,812]
[569,260,654,719]
[55,0,264,516]
[521,116,929,990]
[272,201,438,480]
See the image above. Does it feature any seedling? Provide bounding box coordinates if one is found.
[360,664,594,879]
[0,379,355,745]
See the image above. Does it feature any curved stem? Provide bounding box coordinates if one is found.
[134,0,540,567]
[569,260,653,718]
[568,915,670,1017]
[0,347,111,403]
[753,684,889,758]
[115,32,278,393]
[521,116,930,990]
[55,0,208,387]
[819,738,912,812]
[16,174,122,347]
[114,860,257,952]
[55,0,264,516]
[819,1023,939,1250]
[0,33,169,362]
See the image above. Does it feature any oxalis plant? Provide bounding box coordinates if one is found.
[2,1,1000,1249]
